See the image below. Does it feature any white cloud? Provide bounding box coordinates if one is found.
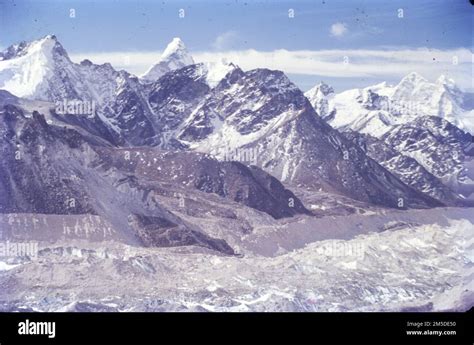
[212,31,239,51]
[70,47,473,90]
[330,22,348,37]
[193,48,472,89]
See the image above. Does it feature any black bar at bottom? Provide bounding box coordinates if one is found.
[0,311,472,345]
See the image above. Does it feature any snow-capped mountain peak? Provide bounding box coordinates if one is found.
[436,74,460,93]
[140,37,195,82]
[304,82,335,119]
[0,35,72,99]
[306,82,334,98]
[399,71,427,85]
[0,35,64,61]
[161,37,190,60]
[389,72,430,101]
[306,72,474,137]
[437,74,452,85]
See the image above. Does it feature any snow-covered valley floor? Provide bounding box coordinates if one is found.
[1,210,472,312]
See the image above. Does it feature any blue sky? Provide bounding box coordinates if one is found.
[1,0,472,91]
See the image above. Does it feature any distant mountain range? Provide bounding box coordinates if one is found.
[0,35,473,253]
[305,73,474,137]
[305,74,474,203]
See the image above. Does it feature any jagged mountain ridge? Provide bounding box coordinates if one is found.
[0,35,164,146]
[382,116,474,199]
[343,130,465,205]
[0,35,459,208]
[167,67,441,208]
[0,36,239,147]
[1,103,316,254]
[305,73,474,137]
[306,77,474,202]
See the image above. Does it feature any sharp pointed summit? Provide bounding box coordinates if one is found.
[304,82,335,120]
[306,82,334,98]
[6,35,67,58]
[161,37,189,59]
[0,35,72,99]
[140,37,195,82]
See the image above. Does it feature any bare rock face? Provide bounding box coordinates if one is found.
[98,148,310,219]
[0,105,233,253]
[128,213,235,255]
[0,35,473,313]
[0,106,97,214]
[0,36,454,209]
[0,103,310,254]
[343,130,465,206]
[382,116,474,199]
[175,67,441,208]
